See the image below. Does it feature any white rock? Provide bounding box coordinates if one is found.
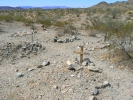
[92,88,98,95]
[71,75,75,77]
[90,63,95,66]
[103,81,109,87]
[87,66,100,72]
[82,61,87,66]
[16,72,24,78]
[42,61,50,66]
[66,60,72,66]
[77,74,81,78]
[27,68,35,71]
[89,96,97,100]
[109,66,114,69]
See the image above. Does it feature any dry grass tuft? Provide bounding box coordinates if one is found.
[101,49,133,70]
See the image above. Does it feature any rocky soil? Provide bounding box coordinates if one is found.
[0,22,133,100]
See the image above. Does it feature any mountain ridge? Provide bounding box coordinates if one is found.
[0,6,69,10]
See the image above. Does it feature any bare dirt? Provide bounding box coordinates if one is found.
[0,22,133,100]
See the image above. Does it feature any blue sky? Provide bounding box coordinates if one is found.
[0,0,127,8]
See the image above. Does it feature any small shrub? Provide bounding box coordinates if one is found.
[13,15,25,22]
[87,30,97,37]
[126,17,132,20]
[38,19,52,28]
[128,11,132,15]
[55,24,77,37]
[0,27,3,32]
[23,19,33,26]
[54,21,69,27]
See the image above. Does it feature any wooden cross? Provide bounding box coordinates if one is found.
[75,46,83,63]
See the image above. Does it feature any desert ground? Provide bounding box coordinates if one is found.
[0,20,133,100]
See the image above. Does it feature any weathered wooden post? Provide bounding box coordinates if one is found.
[75,46,83,63]
[31,25,35,43]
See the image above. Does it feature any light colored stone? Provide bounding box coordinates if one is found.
[66,60,72,66]
[87,66,100,72]
[92,88,98,95]
[57,39,63,43]
[82,61,87,66]
[71,75,75,77]
[90,63,95,66]
[103,81,110,87]
[109,66,114,69]
[53,85,58,89]
[68,64,76,71]
[77,74,81,78]
[42,61,50,66]
[16,72,24,78]
[27,68,35,71]
[89,96,97,100]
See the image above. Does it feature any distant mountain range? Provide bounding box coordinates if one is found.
[0,6,68,10]
[0,6,23,10]
[19,6,68,9]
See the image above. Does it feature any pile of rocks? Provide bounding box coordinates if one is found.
[53,35,80,43]
[9,31,33,37]
[20,42,43,57]
[0,42,44,63]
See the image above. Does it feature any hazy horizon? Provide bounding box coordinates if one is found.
[0,0,128,8]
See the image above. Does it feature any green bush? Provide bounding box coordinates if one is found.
[0,15,13,22]
[54,21,69,27]
[38,19,52,27]
[23,19,33,26]
[13,15,25,22]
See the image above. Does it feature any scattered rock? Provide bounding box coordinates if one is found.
[42,61,50,66]
[16,85,19,87]
[88,48,95,51]
[57,39,63,43]
[66,60,76,71]
[77,73,82,78]
[74,58,79,64]
[27,68,35,71]
[87,66,101,72]
[53,85,58,89]
[82,61,88,66]
[69,38,74,42]
[66,60,72,66]
[83,58,90,63]
[53,37,58,42]
[72,35,76,40]
[103,81,110,87]
[89,63,95,66]
[92,88,98,95]
[89,96,97,100]
[11,62,15,65]
[95,83,103,89]
[70,74,75,77]
[68,64,76,71]
[16,72,24,78]
[82,58,91,66]
[37,65,43,68]
[15,69,18,72]
[109,66,114,69]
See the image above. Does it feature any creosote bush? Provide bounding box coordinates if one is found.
[55,24,77,37]
[87,15,133,64]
